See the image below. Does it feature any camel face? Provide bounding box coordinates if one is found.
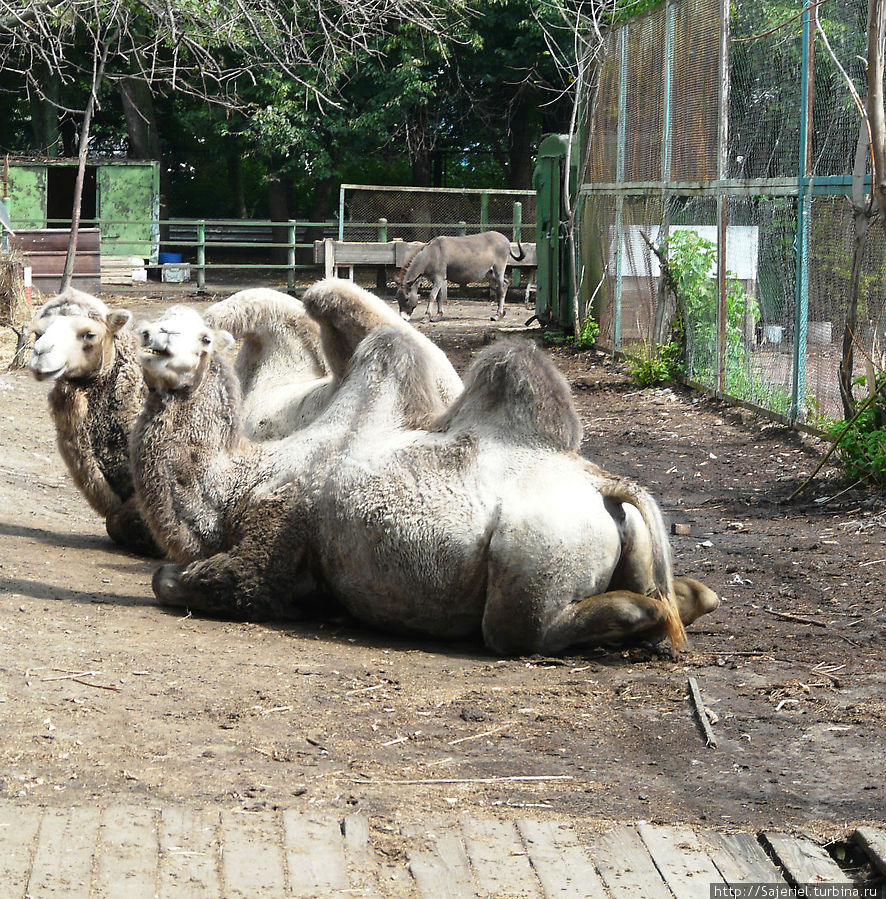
[137,305,234,392]
[29,313,110,382]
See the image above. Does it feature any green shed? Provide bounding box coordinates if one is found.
[3,158,160,261]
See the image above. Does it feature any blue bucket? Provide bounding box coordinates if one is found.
[158,252,182,265]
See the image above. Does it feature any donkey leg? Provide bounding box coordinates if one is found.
[431,281,447,321]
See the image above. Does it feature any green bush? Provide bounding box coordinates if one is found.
[824,372,886,489]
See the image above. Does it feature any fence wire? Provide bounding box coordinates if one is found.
[582,0,886,425]
[340,186,535,244]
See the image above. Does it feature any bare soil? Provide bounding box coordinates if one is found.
[1,286,884,844]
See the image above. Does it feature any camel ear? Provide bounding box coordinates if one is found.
[215,329,235,353]
[107,309,133,334]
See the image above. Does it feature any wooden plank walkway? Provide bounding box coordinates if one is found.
[0,804,881,898]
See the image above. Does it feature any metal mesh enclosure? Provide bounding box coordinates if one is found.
[339,186,535,243]
[581,0,886,425]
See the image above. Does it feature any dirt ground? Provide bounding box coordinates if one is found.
[1,283,884,847]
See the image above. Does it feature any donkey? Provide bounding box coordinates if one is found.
[395,231,526,322]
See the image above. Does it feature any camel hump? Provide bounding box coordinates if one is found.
[205,288,311,337]
[342,326,445,429]
[300,278,403,378]
[432,339,582,451]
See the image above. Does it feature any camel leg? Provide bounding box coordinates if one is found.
[674,576,720,625]
[505,590,675,655]
[152,493,328,620]
[105,497,163,558]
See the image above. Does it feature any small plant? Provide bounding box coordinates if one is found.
[823,370,886,490]
[629,340,682,386]
[542,312,599,350]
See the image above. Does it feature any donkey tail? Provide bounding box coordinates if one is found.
[509,240,526,262]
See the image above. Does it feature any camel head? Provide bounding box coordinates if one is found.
[136,305,234,392]
[29,289,132,382]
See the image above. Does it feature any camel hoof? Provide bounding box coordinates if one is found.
[152,563,189,607]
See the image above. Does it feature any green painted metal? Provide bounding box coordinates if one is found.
[196,221,206,289]
[6,164,46,229]
[791,0,814,425]
[613,27,629,350]
[534,133,580,330]
[97,162,159,259]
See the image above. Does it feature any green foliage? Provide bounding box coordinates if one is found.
[629,340,681,387]
[542,312,599,350]
[824,373,886,490]
[657,230,794,414]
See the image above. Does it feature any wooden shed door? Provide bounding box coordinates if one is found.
[97,164,159,259]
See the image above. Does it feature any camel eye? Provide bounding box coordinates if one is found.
[200,335,212,346]
[83,331,97,341]
[141,330,150,344]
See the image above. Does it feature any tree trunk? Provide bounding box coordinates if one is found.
[30,68,61,156]
[268,171,292,265]
[119,75,168,238]
[61,40,111,293]
[867,0,886,229]
[507,92,534,190]
[226,141,248,219]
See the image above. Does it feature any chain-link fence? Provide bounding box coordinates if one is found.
[582,0,886,425]
[339,185,535,244]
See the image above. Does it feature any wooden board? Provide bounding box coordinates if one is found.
[282,811,348,896]
[461,818,543,897]
[158,806,223,899]
[762,832,851,886]
[403,820,474,899]
[638,823,726,899]
[585,824,673,899]
[0,805,42,899]
[220,809,287,899]
[701,829,788,884]
[342,814,384,899]
[94,805,159,899]
[853,827,886,877]
[28,806,101,899]
[517,819,608,899]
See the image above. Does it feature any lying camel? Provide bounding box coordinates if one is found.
[28,289,160,556]
[133,304,717,655]
[204,280,462,440]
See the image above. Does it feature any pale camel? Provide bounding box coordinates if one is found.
[205,280,462,440]
[132,304,717,655]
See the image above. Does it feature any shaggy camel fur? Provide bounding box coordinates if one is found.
[28,289,160,556]
[134,305,717,655]
[204,281,462,439]
[131,299,453,564]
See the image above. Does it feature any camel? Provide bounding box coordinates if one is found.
[205,280,462,440]
[28,288,160,556]
[132,304,717,655]
[395,231,526,322]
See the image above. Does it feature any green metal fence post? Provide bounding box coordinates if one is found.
[458,220,467,236]
[512,201,522,288]
[377,218,388,242]
[287,220,296,290]
[480,193,489,231]
[376,218,389,292]
[716,0,730,396]
[613,26,629,351]
[791,0,814,424]
[196,220,206,289]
